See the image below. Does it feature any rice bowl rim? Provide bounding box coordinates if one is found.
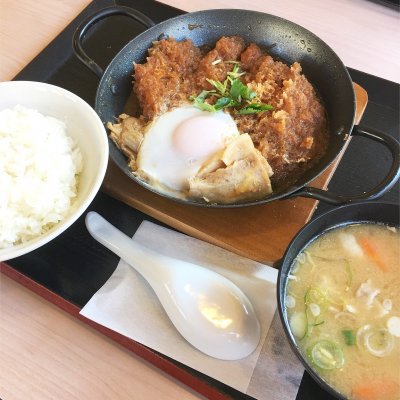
[0,80,109,262]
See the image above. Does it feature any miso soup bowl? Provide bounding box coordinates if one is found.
[277,201,399,400]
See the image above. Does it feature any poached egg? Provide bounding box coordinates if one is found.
[136,106,239,194]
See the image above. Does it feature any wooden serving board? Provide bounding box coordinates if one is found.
[102,83,368,265]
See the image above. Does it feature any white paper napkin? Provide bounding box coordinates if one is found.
[80,220,303,398]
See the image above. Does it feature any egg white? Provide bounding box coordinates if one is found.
[136,106,239,195]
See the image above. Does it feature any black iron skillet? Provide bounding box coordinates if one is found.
[73,6,400,208]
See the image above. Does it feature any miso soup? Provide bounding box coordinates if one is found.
[285,223,400,400]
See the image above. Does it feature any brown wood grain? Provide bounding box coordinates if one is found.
[102,84,367,265]
[0,267,207,400]
[0,0,91,81]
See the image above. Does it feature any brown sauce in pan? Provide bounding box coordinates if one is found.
[125,36,329,189]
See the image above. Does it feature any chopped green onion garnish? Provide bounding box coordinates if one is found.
[344,260,352,290]
[307,340,345,370]
[342,329,356,346]
[238,103,274,114]
[305,287,327,307]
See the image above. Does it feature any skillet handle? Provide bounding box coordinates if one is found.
[290,126,400,204]
[72,5,156,79]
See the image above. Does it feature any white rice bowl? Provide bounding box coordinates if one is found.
[0,81,108,262]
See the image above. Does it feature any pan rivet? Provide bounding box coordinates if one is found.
[110,84,120,96]
[158,33,169,41]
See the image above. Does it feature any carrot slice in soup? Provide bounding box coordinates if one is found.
[352,380,400,400]
[357,237,388,272]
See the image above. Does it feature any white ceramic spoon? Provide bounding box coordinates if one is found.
[85,211,261,360]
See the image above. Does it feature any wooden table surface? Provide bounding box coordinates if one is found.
[0,1,398,399]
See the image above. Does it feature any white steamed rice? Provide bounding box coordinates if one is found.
[0,105,82,248]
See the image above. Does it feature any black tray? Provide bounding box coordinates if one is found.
[8,0,400,399]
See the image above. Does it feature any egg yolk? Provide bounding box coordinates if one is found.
[172,115,227,160]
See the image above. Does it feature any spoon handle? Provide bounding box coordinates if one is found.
[85,211,164,281]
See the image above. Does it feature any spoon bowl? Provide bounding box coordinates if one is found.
[85,211,261,360]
